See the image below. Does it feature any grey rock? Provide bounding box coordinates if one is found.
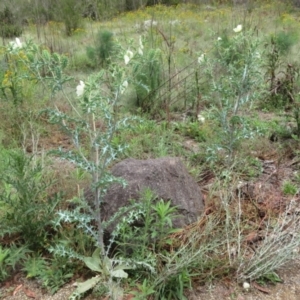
[100,157,204,229]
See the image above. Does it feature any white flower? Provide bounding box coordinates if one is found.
[124,50,133,65]
[120,80,128,95]
[243,282,250,291]
[9,37,23,51]
[15,38,22,48]
[233,24,243,33]
[198,54,205,64]
[217,37,222,41]
[197,114,205,124]
[76,80,85,97]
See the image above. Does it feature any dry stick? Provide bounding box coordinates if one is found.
[91,111,105,255]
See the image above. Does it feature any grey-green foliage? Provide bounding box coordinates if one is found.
[0,151,61,250]
[69,248,132,299]
[46,67,133,253]
[3,40,70,105]
[13,37,135,256]
[66,189,181,299]
[51,201,151,300]
[86,30,116,68]
[202,28,263,163]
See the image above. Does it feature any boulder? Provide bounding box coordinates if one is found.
[101,157,204,229]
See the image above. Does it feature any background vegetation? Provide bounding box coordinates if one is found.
[1,0,300,299]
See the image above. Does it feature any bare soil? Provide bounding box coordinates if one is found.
[1,259,300,300]
[188,259,300,300]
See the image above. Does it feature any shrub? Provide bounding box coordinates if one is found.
[132,46,163,114]
[0,151,61,250]
[86,30,117,68]
[273,31,298,55]
[54,0,83,36]
[264,33,299,109]
[0,6,22,38]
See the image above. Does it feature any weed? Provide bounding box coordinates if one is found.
[0,151,61,251]
[114,189,178,259]
[282,180,298,195]
[0,246,11,281]
[40,256,75,294]
[256,271,283,285]
[22,255,47,278]
[0,244,31,281]
[153,221,226,300]
[176,121,210,142]
[22,254,74,294]
[131,279,155,300]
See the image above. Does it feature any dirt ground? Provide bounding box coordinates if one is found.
[1,258,300,300]
[188,258,300,300]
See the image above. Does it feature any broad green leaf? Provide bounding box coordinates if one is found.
[102,255,112,276]
[73,275,101,295]
[83,250,102,273]
[111,269,128,278]
[91,248,102,263]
